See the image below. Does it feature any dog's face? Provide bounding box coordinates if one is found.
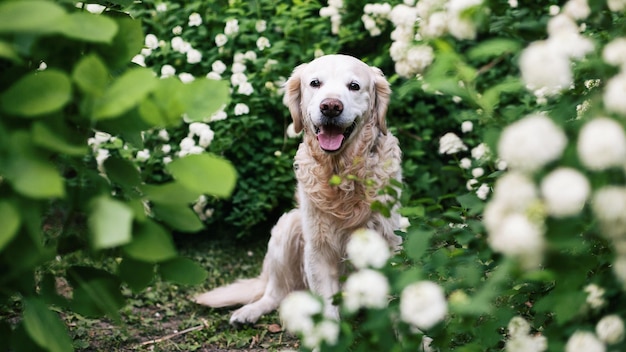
[284,55,390,153]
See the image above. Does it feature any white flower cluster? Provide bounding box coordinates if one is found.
[279,291,339,350]
[519,0,593,101]
[399,281,448,330]
[178,122,214,157]
[603,38,626,115]
[438,132,467,155]
[320,0,344,35]
[565,331,605,352]
[362,3,392,36]
[346,229,391,269]
[504,316,547,352]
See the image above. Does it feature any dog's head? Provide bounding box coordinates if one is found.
[284,54,391,153]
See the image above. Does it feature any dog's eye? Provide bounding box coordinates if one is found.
[310,79,321,88]
[348,82,360,91]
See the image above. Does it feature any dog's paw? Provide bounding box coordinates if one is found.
[229,306,262,327]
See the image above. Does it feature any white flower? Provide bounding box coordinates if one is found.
[346,229,390,269]
[596,315,624,345]
[508,0,518,7]
[471,167,484,178]
[160,64,176,78]
[255,20,267,33]
[602,38,626,68]
[584,284,606,309]
[210,110,228,122]
[592,186,626,238]
[604,72,626,116]
[439,132,468,154]
[224,19,239,36]
[608,0,626,12]
[508,316,531,338]
[161,144,171,154]
[198,129,215,148]
[498,114,567,173]
[131,55,145,67]
[492,172,538,211]
[421,11,448,38]
[471,143,489,160]
[466,178,478,190]
[186,48,202,64]
[476,183,490,200]
[206,72,221,80]
[95,148,110,169]
[145,34,159,50]
[157,129,170,141]
[406,45,434,73]
[92,131,112,146]
[549,5,560,15]
[244,50,257,61]
[519,41,572,96]
[136,149,150,162]
[460,158,472,169]
[577,117,626,171]
[540,167,590,218]
[506,335,548,352]
[188,12,202,27]
[232,62,246,73]
[563,0,590,19]
[279,291,322,334]
[215,33,228,47]
[487,213,544,267]
[400,281,447,330]
[163,156,172,164]
[565,331,605,352]
[461,120,473,133]
[256,36,271,51]
[172,25,183,35]
[171,36,191,53]
[237,82,254,96]
[234,103,249,115]
[343,269,390,313]
[230,72,248,86]
[302,320,339,349]
[156,3,167,12]
[178,73,195,84]
[211,60,227,74]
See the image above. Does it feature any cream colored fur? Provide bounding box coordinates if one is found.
[194,54,402,325]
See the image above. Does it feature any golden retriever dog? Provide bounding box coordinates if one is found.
[194,54,402,324]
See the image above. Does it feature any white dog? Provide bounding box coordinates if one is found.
[194,54,402,324]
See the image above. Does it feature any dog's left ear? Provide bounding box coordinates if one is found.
[283,63,307,133]
[371,66,391,135]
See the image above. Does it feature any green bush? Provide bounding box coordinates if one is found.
[0,1,234,350]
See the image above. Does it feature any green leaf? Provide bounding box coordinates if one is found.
[96,16,143,69]
[22,297,73,352]
[72,54,109,96]
[139,77,186,127]
[118,257,155,292]
[141,182,201,205]
[67,266,125,321]
[4,157,65,199]
[58,12,118,43]
[152,203,204,232]
[456,193,485,216]
[467,38,521,61]
[159,257,208,285]
[182,79,230,122]
[0,70,72,117]
[88,196,133,249]
[404,228,432,262]
[0,1,66,34]
[123,220,177,262]
[32,121,87,156]
[103,157,141,189]
[0,200,20,251]
[166,154,237,198]
[93,68,158,120]
[0,40,22,64]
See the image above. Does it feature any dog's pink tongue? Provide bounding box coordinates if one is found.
[317,125,344,151]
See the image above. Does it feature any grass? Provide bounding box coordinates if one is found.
[38,236,300,351]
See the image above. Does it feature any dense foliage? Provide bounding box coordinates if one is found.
[3,0,626,351]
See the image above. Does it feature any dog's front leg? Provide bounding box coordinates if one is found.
[303,242,340,320]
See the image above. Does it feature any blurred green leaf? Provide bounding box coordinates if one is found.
[404,228,432,262]
[0,1,66,34]
[93,67,157,120]
[31,121,87,156]
[72,54,109,96]
[141,182,200,205]
[0,40,21,64]
[123,220,177,262]
[96,16,143,69]
[118,257,155,292]
[467,38,521,61]
[0,70,72,117]
[159,257,208,285]
[0,200,20,251]
[166,154,237,198]
[4,157,65,199]
[67,266,125,321]
[152,203,204,232]
[58,12,118,43]
[22,297,72,352]
[88,196,133,249]
[103,156,142,189]
[182,79,230,122]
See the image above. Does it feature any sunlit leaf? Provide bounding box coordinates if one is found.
[58,12,117,43]
[166,154,237,198]
[182,79,230,122]
[152,204,204,232]
[141,182,200,205]
[73,54,109,96]
[4,157,65,199]
[0,70,72,117]
[93,68,157,120]
[0,1,66,34]
[88,196,133,249]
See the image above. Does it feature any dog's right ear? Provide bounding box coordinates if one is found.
[283,63,307,133]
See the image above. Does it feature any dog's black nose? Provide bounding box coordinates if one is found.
[320,98,343,118]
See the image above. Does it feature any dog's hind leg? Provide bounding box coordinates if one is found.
[228,209,306,326]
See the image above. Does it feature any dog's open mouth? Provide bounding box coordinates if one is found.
[315,121,356,152]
